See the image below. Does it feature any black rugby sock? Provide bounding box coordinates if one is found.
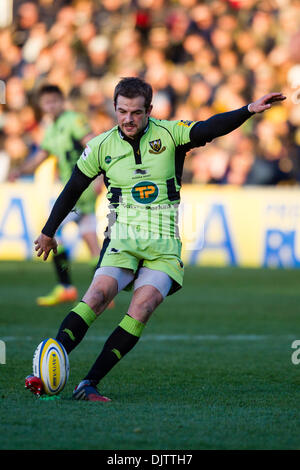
[84,315,145,384]
[53,248,71,286]
[56,302,97,354]
[56,312,88,354]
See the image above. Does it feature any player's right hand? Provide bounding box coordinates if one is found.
[248,92,286,113]
[34,233,58,261]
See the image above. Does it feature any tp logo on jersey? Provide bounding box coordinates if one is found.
[132,181,159,204]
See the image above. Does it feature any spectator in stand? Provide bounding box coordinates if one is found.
[1,0,297,187]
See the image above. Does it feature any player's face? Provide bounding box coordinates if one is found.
[115,95,152,139]
[39,93,64,119]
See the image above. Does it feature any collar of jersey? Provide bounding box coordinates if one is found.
[117,121,149,142]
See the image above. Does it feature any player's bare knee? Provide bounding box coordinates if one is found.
[83,275,117,316]
[141,299,154,316]
[82,288,112,316]
[129,288,163,322]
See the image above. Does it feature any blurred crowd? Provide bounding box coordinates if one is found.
[0,0,299,185]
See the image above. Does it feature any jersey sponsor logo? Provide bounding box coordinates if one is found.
[106,154,126,162]
[131,181,159,204]
[149,139,166,154]
[132,169,152,180]
[177,120,195,127]
[81,145,92,161]
[133,169,150,179]
[135,169,147,175]
[109,247,120,254]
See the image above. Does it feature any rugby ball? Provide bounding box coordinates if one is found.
[33,338,69,395]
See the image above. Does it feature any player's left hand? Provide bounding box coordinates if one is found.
[249,92,286,113]
[34,233,58,261]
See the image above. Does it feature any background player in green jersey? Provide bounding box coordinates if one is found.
[26,77,285,401]
[9,84,103,307]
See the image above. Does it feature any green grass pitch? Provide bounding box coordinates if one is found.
[0,260,300,450]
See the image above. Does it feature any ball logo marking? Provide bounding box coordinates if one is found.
[33,338,69,396]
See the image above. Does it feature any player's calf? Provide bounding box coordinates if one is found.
[55,302,97,354]
[127,285,164,323]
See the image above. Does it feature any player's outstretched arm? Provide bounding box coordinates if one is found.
[248,92,286,113]
[189,92,286,147]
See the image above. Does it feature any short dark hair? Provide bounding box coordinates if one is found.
[37,84,64,99]
[114,77,153,110]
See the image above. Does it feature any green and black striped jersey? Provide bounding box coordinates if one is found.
[77,117,197,236]
[42,106,253,238]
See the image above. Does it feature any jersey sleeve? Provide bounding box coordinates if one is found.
[71,113,92,141]
[164,119,197,147]
[42,165,93,238]
[77,141,101,178]
[189,106,252,147]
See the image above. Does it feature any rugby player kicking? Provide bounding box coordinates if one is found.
[26,77,285,401]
